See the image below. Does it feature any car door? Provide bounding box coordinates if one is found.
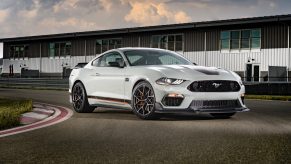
[85,51,126,104]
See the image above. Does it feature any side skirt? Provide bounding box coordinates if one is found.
[91,104,132,111]
[87,95,132,110]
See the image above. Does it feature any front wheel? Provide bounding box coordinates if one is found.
[210,112,235,118]
[72,82,95,113]
[132,81,159,120]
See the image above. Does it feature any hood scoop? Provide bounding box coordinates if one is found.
[194,68,219,75]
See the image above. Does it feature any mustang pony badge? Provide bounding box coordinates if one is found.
[212,83,222,88]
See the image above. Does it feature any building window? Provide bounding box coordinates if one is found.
[251,29,261,49]
[220,29,261,50]
[96,38,122,54]
[241,30,251,49]
[231,31,240,49]
[49,42,71,58]
[9,45,29,60]
[151,34,184,52]
[220,31,230,49]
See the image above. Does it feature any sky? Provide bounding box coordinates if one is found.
[0,0,290,40]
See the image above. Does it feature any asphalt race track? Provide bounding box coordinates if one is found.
[0,88,290,163]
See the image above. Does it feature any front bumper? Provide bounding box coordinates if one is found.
[153,82,249,113]
[155,102,249,113]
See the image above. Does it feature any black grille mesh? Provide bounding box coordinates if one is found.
[162,97,184,106]
[191,100,241,109]
[188,80,241,92]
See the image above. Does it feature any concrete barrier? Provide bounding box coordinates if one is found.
[245,82,291,95]
[0,78,69,90]
[1,77,291,95]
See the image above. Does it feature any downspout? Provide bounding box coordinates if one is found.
[288,25,290,82]
[138,36,141,47]
[84,40,87,62]
[39,43,42,78]
[204,31,207,66]
[93,41,96,56]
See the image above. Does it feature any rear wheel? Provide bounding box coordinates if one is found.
[210,112,235,118]
[132,81,159,120]
[72,82,95,113]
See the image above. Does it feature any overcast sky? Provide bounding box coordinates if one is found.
[0,0,290,39]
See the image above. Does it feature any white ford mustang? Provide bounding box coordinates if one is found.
[69,48,249,119]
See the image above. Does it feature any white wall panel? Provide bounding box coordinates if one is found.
[183,51,206,66]
[70,56,86,69]
[183,48,289,72]
[40,55,95,73]
[2,48,290,74]
[2,58,40,73]
[86,55,96,62]
[41,57,70,73]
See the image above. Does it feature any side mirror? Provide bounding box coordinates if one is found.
[108,61,125,68]
[119,60,125,68]
[193,62,197,65]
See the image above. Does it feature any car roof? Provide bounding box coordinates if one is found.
[116,47,168,53]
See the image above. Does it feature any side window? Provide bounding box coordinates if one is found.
[91,57,101,67]
[92,52,124,67]
[159,55,183,65]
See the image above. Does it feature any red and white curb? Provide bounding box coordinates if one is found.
[20,105,55,125]
[0,103,73,138]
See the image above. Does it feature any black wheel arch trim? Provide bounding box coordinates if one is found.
[132,78,152,93]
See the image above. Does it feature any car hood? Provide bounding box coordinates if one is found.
[143,65,237,81]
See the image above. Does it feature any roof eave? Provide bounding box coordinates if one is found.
[1,14,291,42]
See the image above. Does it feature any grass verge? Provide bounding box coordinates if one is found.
[0,98,33,130]
[245,95,291,101]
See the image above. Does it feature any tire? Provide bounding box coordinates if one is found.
[72,82,95,113]
[131,81,160,120]
[210,112,235,118]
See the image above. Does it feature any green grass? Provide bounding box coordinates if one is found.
[0,98,33,130]
[245,95,291,101]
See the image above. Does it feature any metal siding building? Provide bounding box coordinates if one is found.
[0,14,291,81]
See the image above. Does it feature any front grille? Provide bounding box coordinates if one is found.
[190,100,241,109]
[187,80,241,92]
[162,97,184,106]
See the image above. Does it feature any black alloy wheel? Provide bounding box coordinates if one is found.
[132,81,159,120]
[72,82,95,113]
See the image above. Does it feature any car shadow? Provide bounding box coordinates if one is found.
[160,113,215,121]
[91,108,224,121]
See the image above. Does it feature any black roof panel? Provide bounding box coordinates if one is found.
[0,14,290,42]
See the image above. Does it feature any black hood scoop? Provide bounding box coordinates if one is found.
[194,68,220,75]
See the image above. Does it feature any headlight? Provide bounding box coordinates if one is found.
[156,77,186,85]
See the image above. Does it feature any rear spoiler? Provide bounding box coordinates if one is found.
[74,62,88,69]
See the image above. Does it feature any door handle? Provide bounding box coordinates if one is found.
[90,73,100,76]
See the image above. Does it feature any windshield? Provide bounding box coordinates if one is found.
[124,50,193,66]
